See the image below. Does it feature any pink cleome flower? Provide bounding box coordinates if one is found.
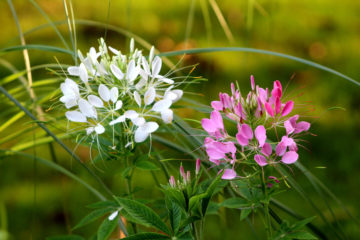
[201,76,311,179]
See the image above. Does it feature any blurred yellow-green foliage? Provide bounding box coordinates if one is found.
[0,0,360,239]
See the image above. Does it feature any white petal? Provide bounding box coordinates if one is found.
[86,127,94,135]
[143,122,159,133]
[130,38,134,52]
[79,63,88,83]
[127,60,139,82]
[78,99,97,119]
[88,95,104,108]
[115,100,123,110]
[149,46,155,63]
[60,96,77,109]
[124,110,139,119]
[132,117,145,126]
[152,99,172,112]
[159,77,174,84]
[110,64,124,80]
[134,129,149,143]
[134,91,141,107]
[109,115,126,125]
[108,46,120,55]
[98,84,110,102]
[135,77,147,90]
[161,109,173,124]
[144,87,156,105]
[164,91,177,101]
[152,56,162,77]
[110,87,119,103]
[141,57,151,75]
[95,123,105,134]
[65,111,87,122]
[172,90,183,102]
[67,66,80,76]
[108,211,119,221]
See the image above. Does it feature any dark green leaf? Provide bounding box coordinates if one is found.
[46,235,84,240]
[115,197,171,236]
[121,233,170,240]
[287,231,317,239]
[221,197,250,209]
[73,208,113,230]
[240,208,252,221]
[136,161,160,171]
[165,196,182,233]
[86,200,118,209]
[97,216,118,240]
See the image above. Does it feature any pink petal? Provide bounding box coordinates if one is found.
[222,169,237,180]
[206,147,225,160]
[213,141,236,154]
[231,83,236,95]
[211,101,223,111]
[284,115,299,135]
[240,124,253,139]
[261,143,272,156]
[209,158,220,165]
[250,75,255,90]
[274,97,281,114]
[294,121,311,134]
[281,136,295,146]
[275,142,287,156]
[201,118,217,133]
[272,80,282,98]
[254,154,268,167]
[281,101,294,116]
[236,132,249,147]
[265,102,274,117]
[210,111,224,130]
[255,125,267,147]
[281,151,298,164]
[258,88,268,105]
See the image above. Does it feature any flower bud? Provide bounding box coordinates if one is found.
[180,165,186,182]
[169,176,176,187]
[186,171,191,182]
[195,158,201,175]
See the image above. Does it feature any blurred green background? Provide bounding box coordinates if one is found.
[0,0,359,239]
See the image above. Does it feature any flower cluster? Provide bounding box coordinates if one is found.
[59,38,183,147]
[201,76,311,179]
[168,159,201,189]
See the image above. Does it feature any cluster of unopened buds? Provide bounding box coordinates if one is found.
[59,38,183,148]
[202,76,311,179]
[169,159,201,189]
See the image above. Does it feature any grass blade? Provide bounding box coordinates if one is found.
[158,47,360,87]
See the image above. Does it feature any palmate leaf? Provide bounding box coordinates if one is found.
[114,197,171,236]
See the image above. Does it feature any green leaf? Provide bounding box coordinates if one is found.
[136,161,160,171]
[291,217,316,231]
[240,208,252,221]
[165,196,182,233]
[46,235,84,240]
[86,200,118,209]
[287,231,318,239]
[114,197,171,236]
[97,216,118,240]
[73,208,113,230]
[221,197,250,209]
[120,233,170,240]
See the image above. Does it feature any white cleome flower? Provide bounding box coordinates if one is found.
[60,37,185,147]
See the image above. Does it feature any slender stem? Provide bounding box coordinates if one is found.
[260,168,272,239]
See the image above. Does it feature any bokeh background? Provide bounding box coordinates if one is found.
[0,0,359,239]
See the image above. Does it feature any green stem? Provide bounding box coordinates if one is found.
[260,168,272,239]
